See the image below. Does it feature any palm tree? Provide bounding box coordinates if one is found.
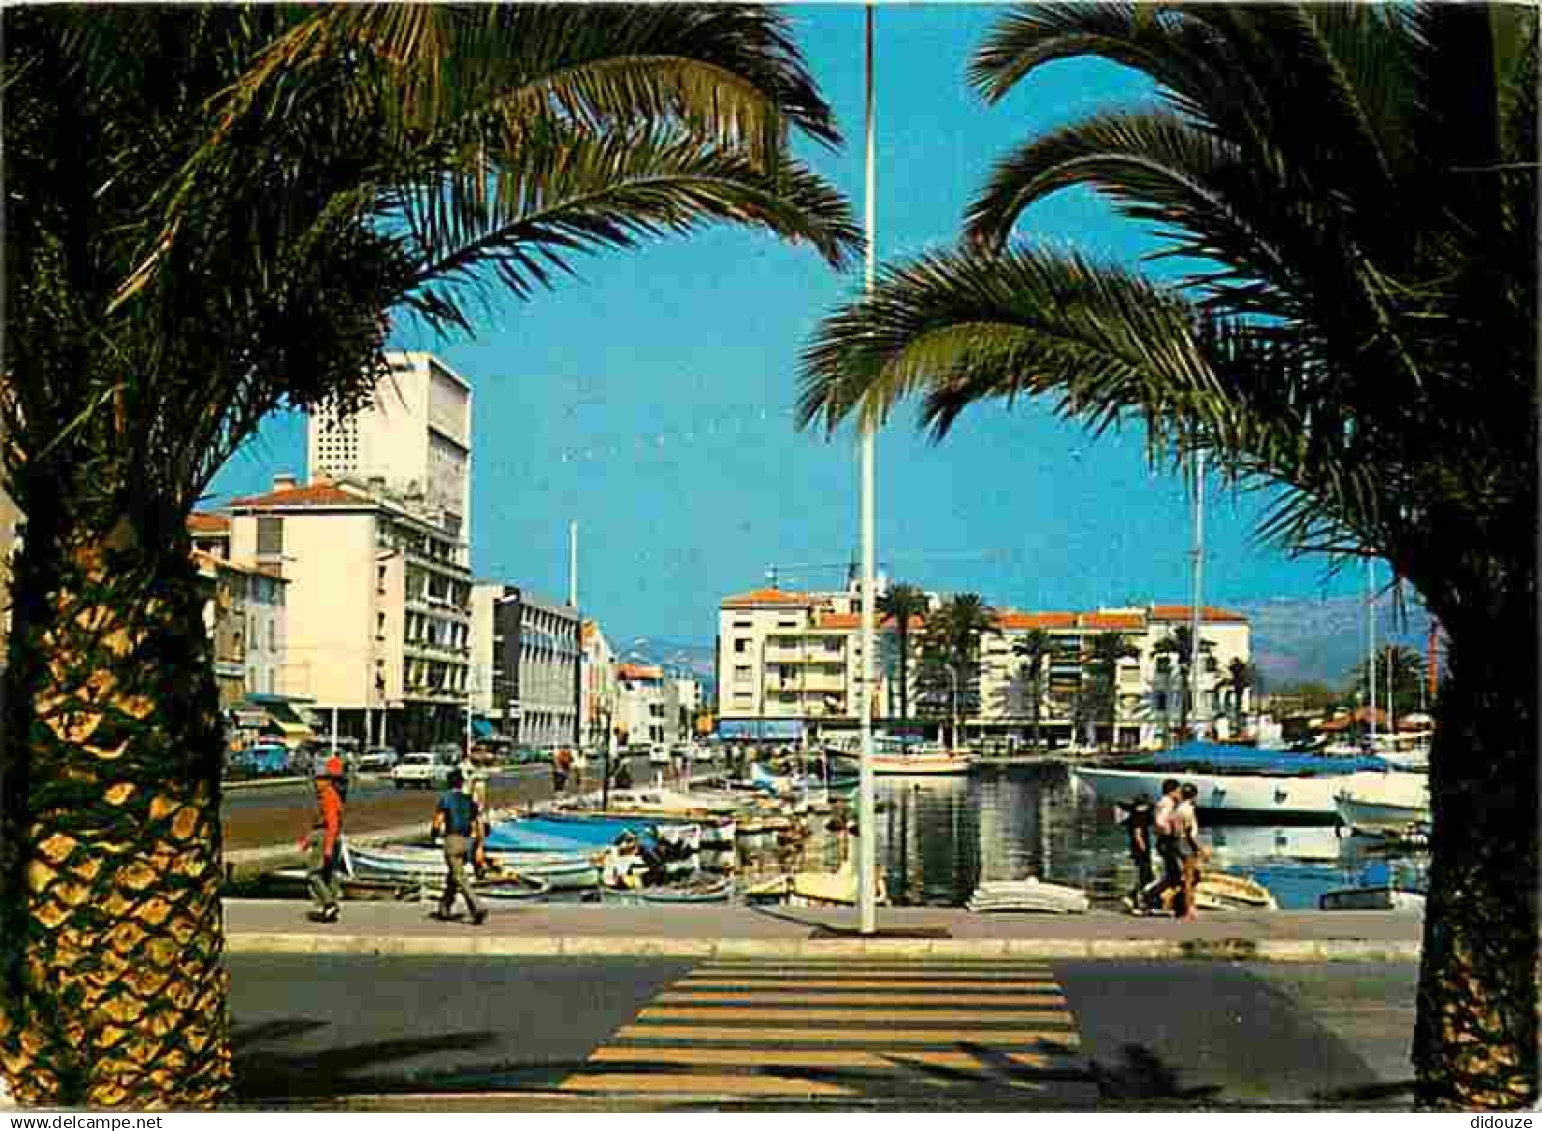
[1224,658,1256,740]
[1081,632,1140,750]
[877,582,928,737]
[1152,626,1211,742]
[797,4,1535,1106]
[914,593,997,747]
[1350,645,1427,722]
[1012,627,1055,751]
[2,6,858,1108]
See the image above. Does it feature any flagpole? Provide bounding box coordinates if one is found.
[858,1,879,935]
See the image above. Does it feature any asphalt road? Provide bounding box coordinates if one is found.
[222,755,659,852]
[226,956,1417,1110]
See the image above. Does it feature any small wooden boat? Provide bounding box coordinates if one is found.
[425,873,551,903]
[743,857,885,907]
[1146,871,1279,912]
[636,877,733,904]
[966,878,1089,914]
[346,842,601,891]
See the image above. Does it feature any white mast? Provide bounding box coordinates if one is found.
[857,2,879,935]
[1188,452,1205,738]
[1367,560,1377,748]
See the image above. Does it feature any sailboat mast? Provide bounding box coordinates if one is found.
[1367,560,1377,748]
[1188,452,1205,739]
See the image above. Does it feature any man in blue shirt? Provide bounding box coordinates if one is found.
[431,769,486,925]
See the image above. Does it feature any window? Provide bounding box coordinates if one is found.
[268,620,277,651]
[255,516,283,558]
[734,665,752,682]
[733,639,748,654]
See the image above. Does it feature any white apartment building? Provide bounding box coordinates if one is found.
[616,663,669,747]
[227,474,473,751]
[715,585,1251,749]
[308,350,473,543]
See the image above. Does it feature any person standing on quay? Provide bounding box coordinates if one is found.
[432,769,487,925]
[1151,778,1184,915]
[1120,792,1156,915]
[553,746,573,794]
[1175,782,1209,922]
[302,754,347,923]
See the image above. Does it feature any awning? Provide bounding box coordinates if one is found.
[717,719,804,740]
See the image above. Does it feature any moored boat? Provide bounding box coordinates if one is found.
[1074,741,1398,823]
[1332,773,1431,836]
[345,842,601,891]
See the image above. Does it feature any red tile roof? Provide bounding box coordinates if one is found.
[1149,605,1248,623]
[618,663,662,680]
[1078,612,1145,630]
[996,611,1079,630]
[227,481,369,510]
[189,512,231,534]
[721,587,812,608]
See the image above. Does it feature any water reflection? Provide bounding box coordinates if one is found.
[872,763,1429,909]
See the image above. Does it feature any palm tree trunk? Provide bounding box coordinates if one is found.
[0,499,231,1108]
[1413,602,1537,1109]
[897,627,909,738]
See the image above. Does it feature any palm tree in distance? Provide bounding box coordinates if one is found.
[915,593,997,748]
[2,6,858,1108]
[797,4,1536,1106]
[1350,645,1427,722]
[1224,658,1256,741]
[1012,627,1055,752]
[1152,626,1211,742]
[1082,632,1141,750]
[877,582,928,739]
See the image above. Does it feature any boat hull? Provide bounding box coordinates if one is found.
[1334,795,1430,836]
[872,754,975,776]
[1075,766,1396,824]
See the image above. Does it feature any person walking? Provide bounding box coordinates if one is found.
[1151,778,1184,915]
[431,769,487,925]
[552,746,573,794]
[1120,792,1156,915]
[1175,782,1209,922]
[302,754,347,923]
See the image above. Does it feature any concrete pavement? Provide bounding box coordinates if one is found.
[225,897,1423,961]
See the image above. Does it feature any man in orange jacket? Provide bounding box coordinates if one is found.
[302,754,348,923]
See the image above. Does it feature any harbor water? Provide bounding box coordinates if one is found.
[869,762,1428,910]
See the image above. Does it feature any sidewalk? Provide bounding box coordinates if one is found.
[225,898,1422,962]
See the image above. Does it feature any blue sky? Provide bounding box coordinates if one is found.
[209,4,1368,652]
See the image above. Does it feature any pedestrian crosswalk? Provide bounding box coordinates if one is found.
[557,959,1095,1103]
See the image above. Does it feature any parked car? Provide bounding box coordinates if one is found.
[357,746,399,773]
[391,750,456,790]
[513,745,551,765]
[226,742,290,780]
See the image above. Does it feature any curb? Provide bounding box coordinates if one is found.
[224,932,1421,962]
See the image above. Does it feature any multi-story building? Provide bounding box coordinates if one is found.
[308,350,474,544]
[226,474,472,751]
[715,584,1252,749]
[616,662,669,747]
[192,543,307,748]
[474,583,580,748]
[580,620,619,750]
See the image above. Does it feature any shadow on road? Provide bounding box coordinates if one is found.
[232,1018,510,1099]
[1086,1043,1223,1102]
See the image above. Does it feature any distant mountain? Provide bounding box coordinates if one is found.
[1237,595,1433,690]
